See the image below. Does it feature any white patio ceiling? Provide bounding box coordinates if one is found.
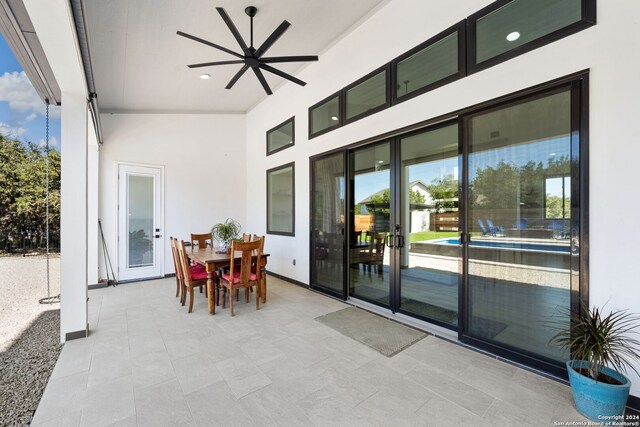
[84,0,388,114]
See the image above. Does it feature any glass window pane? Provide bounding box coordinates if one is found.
[399,124,460,326]
[267,164,294,235]
[311,153,345,294]
[346,70,387,121]
[476,0,582,64]
[267,118,294,154]
[128,175,154,268]
[397,32,458,98]
[467,89,573,362]
[349,142,391,307]
[310,96,340,135]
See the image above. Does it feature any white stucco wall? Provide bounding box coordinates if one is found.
[98,113,247,278]
[244,0,640,396]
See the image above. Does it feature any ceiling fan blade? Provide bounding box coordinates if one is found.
[260,55,319,63]
[188,60,245,68]
[177,31,244,59]
[226,64,250,89]
[216,7,250,55]
[259,63,306,87]
[252,67,273,95]
[255,20,290,58]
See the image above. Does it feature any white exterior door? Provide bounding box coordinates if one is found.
[117,163,164,281]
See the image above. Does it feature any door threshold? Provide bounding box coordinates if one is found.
[347,297,458,341]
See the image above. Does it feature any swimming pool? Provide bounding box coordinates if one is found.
[436,238,570,253]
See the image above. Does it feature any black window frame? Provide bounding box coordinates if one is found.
[266,116,295,156]
[308,91,342,140]
[467,0,597,74]
[266,162,296,237]
[392,21,467,105]
[343,64,391,125]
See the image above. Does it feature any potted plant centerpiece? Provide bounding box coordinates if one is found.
[211,218,241,254]
[549,302,640,421]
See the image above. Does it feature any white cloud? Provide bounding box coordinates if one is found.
[0,71,61,119]
[38,136,59,148]
[0,122,26,137]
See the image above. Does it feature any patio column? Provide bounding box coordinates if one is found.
[59,92,89,342]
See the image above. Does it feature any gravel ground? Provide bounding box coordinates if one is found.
[0,255,61,426]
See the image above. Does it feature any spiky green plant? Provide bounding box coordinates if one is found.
[211,218,241,247]
[549,301,640,381]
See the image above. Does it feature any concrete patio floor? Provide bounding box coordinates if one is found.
[31,276,588,426]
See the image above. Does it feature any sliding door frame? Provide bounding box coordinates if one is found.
[308,70,589,379]
[458,75,589,379]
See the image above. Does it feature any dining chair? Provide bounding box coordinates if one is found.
[177,239,211,313]
[190,233,212,248]
[220,239,262,316]
[169,237,183,299]
[252,234,267,303]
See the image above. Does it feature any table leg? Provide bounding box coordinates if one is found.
[206,265,215,315]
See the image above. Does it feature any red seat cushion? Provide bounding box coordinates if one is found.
[190,264,205,273]
[189,265,214,281]
[222,271,257,284]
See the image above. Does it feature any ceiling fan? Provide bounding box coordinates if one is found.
[177,6,318,95]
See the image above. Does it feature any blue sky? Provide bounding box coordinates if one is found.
[0,34,61,150]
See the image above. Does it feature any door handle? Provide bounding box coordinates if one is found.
[396,235,405,248]
[384,233,394,248]
[155,234,162,238]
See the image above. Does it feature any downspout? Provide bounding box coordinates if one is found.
[69,0,103,144]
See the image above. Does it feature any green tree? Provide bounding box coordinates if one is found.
[425,174,458,212]
[0,135,60,250]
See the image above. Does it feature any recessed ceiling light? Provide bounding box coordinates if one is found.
[200,73,211,80]
[331,115,338,121]
[506,31,520,42]
[377,160,384,164]
[549,153,556,157]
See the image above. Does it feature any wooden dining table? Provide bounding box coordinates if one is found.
[188,247,269,315]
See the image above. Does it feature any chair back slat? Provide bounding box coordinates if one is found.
[229,240,262,285]
[177,239,193,281]
[191,233,211,248]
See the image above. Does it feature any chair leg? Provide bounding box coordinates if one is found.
[181,283,186,306]
[204,284,208,298]
[235,289,240,302]
[255,285,260,310]
[222,286,227,309]
[188,286,195,313]
[230,287,235,316]
[245,288,249,303]
[175,278,180,297]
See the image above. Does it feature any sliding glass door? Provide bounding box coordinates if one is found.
[397,123,461,327]
[462,86,578,367]
[310,152,346,298]
[349,141,392,307]
[309,76,586,375]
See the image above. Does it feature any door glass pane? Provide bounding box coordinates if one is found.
[476,0,582,64]
[346,70,387,121]
[310,96,340,135]
[399,124,460,327]
[349,142,391,307]
[467,89,573,361]
[396,32,458,98]
[311,153,345,295]
[128,175,154,268]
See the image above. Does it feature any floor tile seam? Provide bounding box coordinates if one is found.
[414,387,491,419]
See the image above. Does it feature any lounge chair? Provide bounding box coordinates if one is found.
[514,218,528,229]
[477,219,489,236]
[486,219,504,236]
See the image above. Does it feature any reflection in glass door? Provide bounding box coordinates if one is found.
[310,152,346,298]
[465,88,574,363]
[349,141,391,307]
[398,123,461,327]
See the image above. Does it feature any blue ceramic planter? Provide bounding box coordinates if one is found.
[566,360,631,422]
